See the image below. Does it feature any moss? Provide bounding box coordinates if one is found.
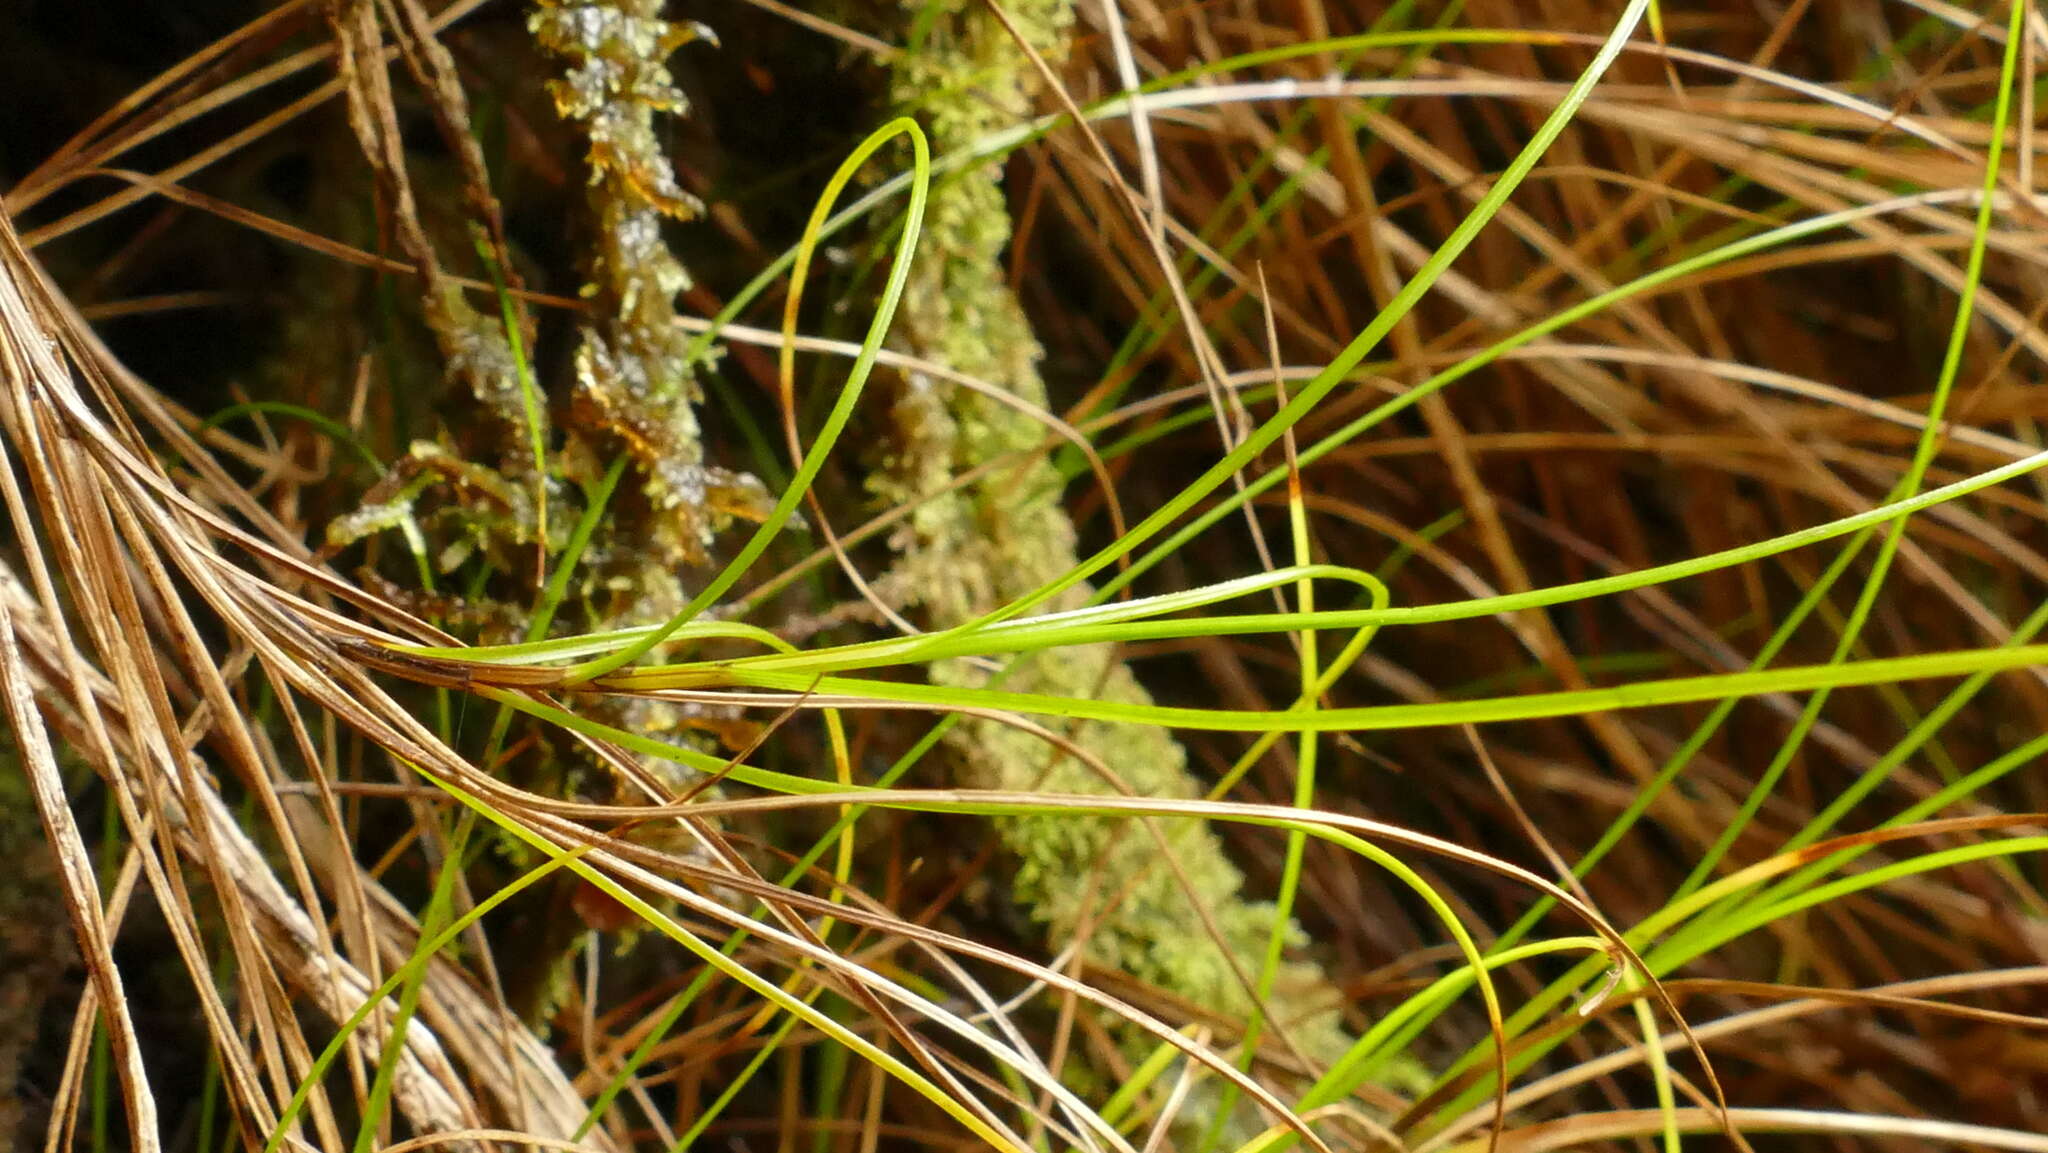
[527,0,760,763]
[880,0,1351,1068]
[531,0,773,572]
[317,2,779,1026]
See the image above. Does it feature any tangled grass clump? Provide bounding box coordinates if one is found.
[5,1,2048,1151]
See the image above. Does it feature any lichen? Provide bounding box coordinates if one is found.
[879,0,1352,1070]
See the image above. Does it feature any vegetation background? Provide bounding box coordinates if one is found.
[1,0,2046,1150]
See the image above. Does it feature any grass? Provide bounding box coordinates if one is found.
[6,1,2048,1151]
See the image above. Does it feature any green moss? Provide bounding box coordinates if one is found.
[880,0,1350,1068]
[318,2,778,1026]
[531,0,772,571]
